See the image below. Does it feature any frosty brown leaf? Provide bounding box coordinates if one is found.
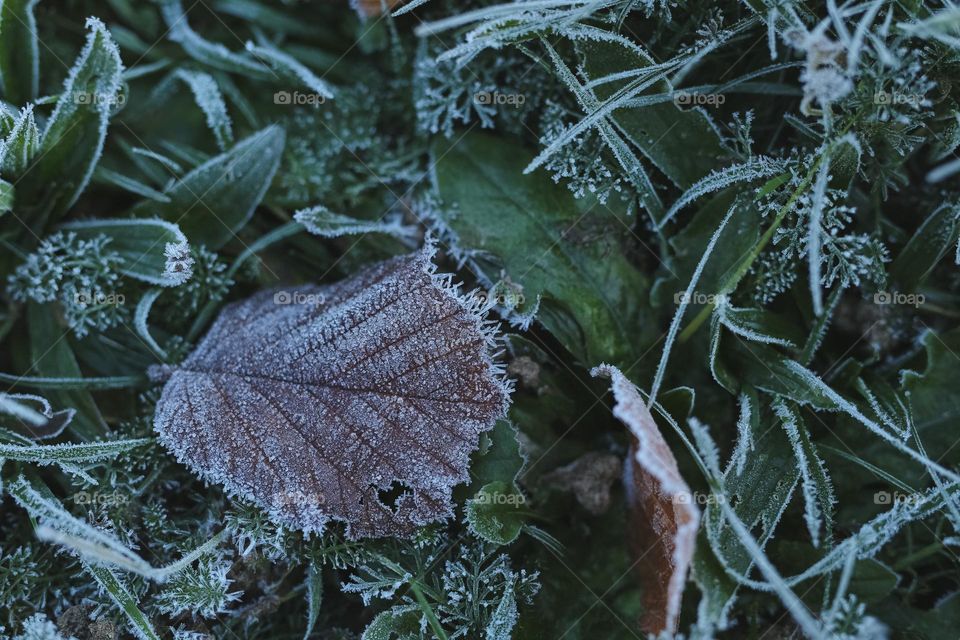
[152,247,510,539]
[591,365,699,636]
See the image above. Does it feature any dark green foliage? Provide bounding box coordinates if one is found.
[1,1,960,639]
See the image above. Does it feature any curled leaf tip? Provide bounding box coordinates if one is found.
[592,364,699,636]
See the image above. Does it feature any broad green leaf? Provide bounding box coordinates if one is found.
[468,420,525,491]
[654,190,760,306]
[59,218,190,286]
[722,339,836,410]
[362,609,420,640]
[21,18,123,230]
[890,202,960,291]
[0,0,39,106]
[430,132,656,368]
[133,125,285,249]
[27,303,107,440]
[466,480,527,545]
[700,421,800,620]
[893,328,960,484]
[718,305,805,348]
[576,37,728,189]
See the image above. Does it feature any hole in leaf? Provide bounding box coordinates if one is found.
[377,481,412,515]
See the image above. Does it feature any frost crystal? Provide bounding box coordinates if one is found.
[753,169,888,304]
[788,26,853,113]
[152,246,510,538]
[272,87,410,206]
[7,232,127,337]
[436,545,540,638]
[168,246,232,315]
[156,556,241,619]
[162,240,194,286]
[12,614,74,640]
[413,41,541,138]
[538,101,626,205]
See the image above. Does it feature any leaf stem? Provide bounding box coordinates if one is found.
[677,152,828,344]
[409,580,448,640]
[0,373,145,390]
